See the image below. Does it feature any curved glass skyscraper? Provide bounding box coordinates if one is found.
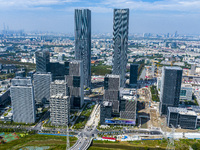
[112,9,129,87]
[75,9,91,88]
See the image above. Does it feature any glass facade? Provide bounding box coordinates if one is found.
[180,90,186,96]
[73,76,80,87]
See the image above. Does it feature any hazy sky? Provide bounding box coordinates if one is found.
[0,0,200,34]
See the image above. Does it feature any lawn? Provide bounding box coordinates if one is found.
[0,133,77,150]
[73,103,95,129]
[150,85,159,102]
[89,139,200,150]
[91,65,112,75]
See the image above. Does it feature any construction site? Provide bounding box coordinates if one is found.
[137,85,200,134]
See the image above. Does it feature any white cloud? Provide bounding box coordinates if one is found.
[101,0,200,12]
[0,0,200,13]
[0,0,79,9]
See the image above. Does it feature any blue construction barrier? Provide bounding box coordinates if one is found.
[38,133,74,137]
[142,138,163,140]
[187,138,200,140]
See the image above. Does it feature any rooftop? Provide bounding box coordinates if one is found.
[182,84,192,88]
[164,66,182,71]
[168,107,197,116]
[179,110,197,116]
[52,80,66,84]
[70,60,82,64]
[34,72,51,75]
[51,94,69,99]
[105,74,120,78]
[103,101,112,107]
[122,95,136,101]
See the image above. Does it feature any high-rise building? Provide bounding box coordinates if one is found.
[104,74,120,113]
[100,101,112,125]
[50,94,70,126]
[47,62,69,81]
[50,80,69,96]
[35,49,50,73]
[10,77,36,123]
[120,95,137,120]
[75,9,91,88]
[65,60,84,108]
[130,64,138,87]
[112,9,129,87]
[33,72,52,105]
[159,66,183,115]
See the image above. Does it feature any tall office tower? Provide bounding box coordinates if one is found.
[190,64,196,75]
[10,77,35,123]
[112,9,129,88]
[75,9,91,88]
[104,74,120,113]
[50,94,70,126]
[159,66,183,115]
[50,80,69,96]
[120,95,137,120]
[65,60,84,108]
[33,72,52,105]
[130,64,138,87]
[35,49,50,73]
[48,62,69,81]
[100,101,112,125]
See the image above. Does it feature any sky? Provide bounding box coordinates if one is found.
[0,0,200,34]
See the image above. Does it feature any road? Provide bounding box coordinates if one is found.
[70,128,96,150]
[70,103,100,150]
[33,110,50,131]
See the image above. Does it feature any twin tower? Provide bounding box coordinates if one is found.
[75,8,129,87]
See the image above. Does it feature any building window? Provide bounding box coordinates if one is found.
[73,76,80,87]
[180,90,186,96]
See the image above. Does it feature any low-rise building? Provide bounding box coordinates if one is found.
[167,107,198,129]
[180,84,193,101]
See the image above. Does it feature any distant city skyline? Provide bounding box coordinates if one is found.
[0,0,200,34]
